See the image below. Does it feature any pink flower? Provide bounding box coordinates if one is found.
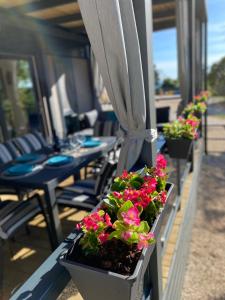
[156,154,167,170]
[104,213,112,227]
[137,233,154,250]
[155,168,166,178]
[178,116,184,122]
[121,170,129,179]
[112,191,122,199]
[98,233,109,244]
[121,231,132,241]
[83,217,99,231]
[121,207,140,226]
[160,191,167,204]
[76,223,81,230]
[186,119,199,128]
[143,177,157,192]
[194,95,201,101]
[194,131,199,140]
[124,189,140,202]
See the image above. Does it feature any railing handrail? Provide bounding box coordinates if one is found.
[10,232,78,300]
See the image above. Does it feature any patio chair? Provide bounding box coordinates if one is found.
[56,159,117,210]
[13,133,52,155]
[0,141,20,165]
[0,194,47,240]
[0,142,27,199]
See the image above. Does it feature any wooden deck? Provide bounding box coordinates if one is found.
[1,176,88,300]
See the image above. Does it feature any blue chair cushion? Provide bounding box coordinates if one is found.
[15,153,41,163]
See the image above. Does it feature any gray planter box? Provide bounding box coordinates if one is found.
[59,183,175,300]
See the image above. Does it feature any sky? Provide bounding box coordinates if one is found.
[153,0,225,80]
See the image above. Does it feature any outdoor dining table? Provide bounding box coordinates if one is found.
[0,137,117,250]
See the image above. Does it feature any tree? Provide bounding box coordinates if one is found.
[208,57,225,96]
[161,78,179,92]
[154,65,160,87]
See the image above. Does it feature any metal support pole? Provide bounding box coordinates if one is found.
[204,109,208,155]
[133,0,157,167]
[188,143,194,172]
[149,239,163,300]
[176,159,181,196]
[204,22,208,91]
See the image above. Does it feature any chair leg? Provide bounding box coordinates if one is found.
[36,194,52,239]
[8,239,15,257]
[25,224,31,235]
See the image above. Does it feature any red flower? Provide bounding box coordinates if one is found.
[121,207,140,226]
[160,191,167,204]
[104,213,112,227]
[98,233,109,244]
[156,154,167,170]
[112,191,122,199]
[121,170,129,179]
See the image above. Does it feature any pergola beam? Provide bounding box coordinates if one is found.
[153,8,175,20]
[153,18,176,31]
[152,0,174,5]
[0,8,88,44]
[46,13,82,25]
[8,0,77,14]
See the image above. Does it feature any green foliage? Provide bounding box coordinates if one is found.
[208,57,225,96]
[183,102,206,116]
[161,78,179,92]
[163,120,194,139]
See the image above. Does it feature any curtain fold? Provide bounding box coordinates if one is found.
[78,0,153,174]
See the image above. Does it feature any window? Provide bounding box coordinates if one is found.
[0,57,42,142]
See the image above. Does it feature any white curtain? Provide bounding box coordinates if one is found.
[78,0,155,174]
[90,51,103,111]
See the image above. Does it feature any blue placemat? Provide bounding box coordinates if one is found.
[4,164,36,176]
[46,155,74,166]
[82,139,102,148]
[16,153,41,163]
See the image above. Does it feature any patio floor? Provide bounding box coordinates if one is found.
[181,101,225,300]
[0,100,225,300]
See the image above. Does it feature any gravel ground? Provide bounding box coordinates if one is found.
[182,103,225,300]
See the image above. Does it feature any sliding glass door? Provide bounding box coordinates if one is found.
[0,56,43,142]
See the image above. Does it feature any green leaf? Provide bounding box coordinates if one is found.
[136,221,150,233]
[108,231,121,240]
[127,232,139,244]
[112,220,127,231]
[103,198,116,209]
[130,180,142,189]
[118,200,133,219]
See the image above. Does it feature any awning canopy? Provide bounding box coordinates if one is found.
[0,0,193,33]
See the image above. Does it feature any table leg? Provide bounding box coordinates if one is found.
[44,187,63,250]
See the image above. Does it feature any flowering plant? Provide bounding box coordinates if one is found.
[76,154,168,258]
[182,102,207,117]
[194,91,209,103]
[163,115,200,140]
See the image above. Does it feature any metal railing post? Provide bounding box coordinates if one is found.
[149,238,163,300]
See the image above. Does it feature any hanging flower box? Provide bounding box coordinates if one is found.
[182,102,207,119]
[166,138,193,159]
[194,91,209,104]
[59,155,175,300]
[163,115,199,159]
